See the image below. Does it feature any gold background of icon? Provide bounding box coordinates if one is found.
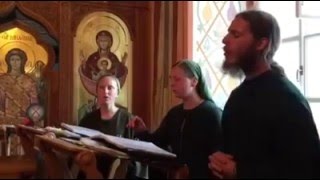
[74,11,132,123]
[0,28,48,74]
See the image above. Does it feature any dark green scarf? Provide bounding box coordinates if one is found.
[173,60,213,102]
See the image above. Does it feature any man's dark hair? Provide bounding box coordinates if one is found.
[236,10,285,76]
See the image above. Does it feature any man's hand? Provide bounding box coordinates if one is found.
[208,151,237,179]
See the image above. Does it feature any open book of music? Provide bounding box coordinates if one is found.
[60,123,177,160]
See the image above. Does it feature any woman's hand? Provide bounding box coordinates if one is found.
[126,116,147,133]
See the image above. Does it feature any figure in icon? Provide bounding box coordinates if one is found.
[0,48,39,124]
[81,30,128,88]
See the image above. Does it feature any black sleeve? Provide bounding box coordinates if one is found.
[237,97,320,178]
[206,106,223,153]
[79,114,90,127]
[136,111,172,148]
[78,110,99,130]
[274,97,320,178]
[190,105,223,178]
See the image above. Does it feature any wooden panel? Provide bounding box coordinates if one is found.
[58,1,73,126]
[46,70,60,126]
[131,5,153,128]
[0,1,15,16]
[16,1,59,40]
[71,1,149,9]
[70,1,148,40]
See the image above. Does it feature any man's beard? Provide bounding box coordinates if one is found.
[221,60,244,78]
[221,49,258,79]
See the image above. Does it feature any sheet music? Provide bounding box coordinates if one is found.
[61,123,102,137]
[98,134,176,158]
[61,123,177,159]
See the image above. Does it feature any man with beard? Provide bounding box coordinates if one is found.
[208,10,320,179]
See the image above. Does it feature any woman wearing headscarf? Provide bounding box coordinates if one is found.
[127,60,222,178]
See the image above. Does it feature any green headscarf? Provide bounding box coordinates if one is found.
[173,60,213,102]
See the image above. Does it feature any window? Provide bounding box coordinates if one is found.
[193,1,244,108]
[258,1,320,130]
[297,1,320,18]
[193,1,320,131]
[258,1,301,89]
